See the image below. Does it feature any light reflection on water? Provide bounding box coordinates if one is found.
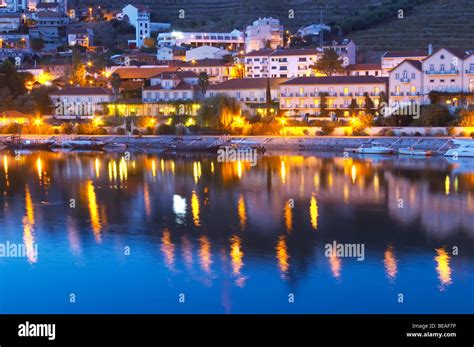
[0,151,473,313]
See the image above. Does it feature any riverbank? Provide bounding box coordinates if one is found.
[0,135,470,152]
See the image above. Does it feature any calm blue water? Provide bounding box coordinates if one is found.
[0,151,472,313]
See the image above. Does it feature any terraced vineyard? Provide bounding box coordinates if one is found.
[348,0,474,52]
[71,0,387,31]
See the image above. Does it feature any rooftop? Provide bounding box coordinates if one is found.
[50,87,113,96]
[281,76,388,85]
[208,77,288,90]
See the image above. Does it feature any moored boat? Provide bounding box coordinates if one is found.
[55,138,107,151]
[354,142,393,155]
[3,136,53,150]
[444,139,474,158]
[398,147,433,156]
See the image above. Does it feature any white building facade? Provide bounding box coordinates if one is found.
[245,17,283,53]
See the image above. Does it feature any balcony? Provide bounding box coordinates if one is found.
[390,92,404,96]
[295,93,307,97]
[466,69,474,74]
[339,92,352,96]
[425,69,459,75]
[400,77,411,83]
[327,92,337,96]
[354,92,364,96]
[281,93,293,97]
[370,92,381,96]
[406,92,420,96]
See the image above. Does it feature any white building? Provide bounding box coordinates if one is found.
[122,4,150,48]
[156,46,186,61]
[143,71,198,102]
[279,75,388,118]
[345,64,382,77]
[245,48,321,78]
[245,17,283,53]
[322,39,357,66]
[388,48,474,108]
[207,77,287,106]
[67,27,93,47]
[388,59,423,107]
[381,50,427,76]
[297,24,330,38]
[49,87,116,118]
[0,0,27,12]
[179,59,236,83]
[36,0,68,14]
[0,14,20,32]
[185,45,229,62]
[157,30,244,50]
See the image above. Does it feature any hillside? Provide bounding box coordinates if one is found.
[70,0,387,31]
[348,0,474,52]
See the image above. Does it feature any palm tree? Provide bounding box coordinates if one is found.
[198,72,210,99]
[110,73,121,96]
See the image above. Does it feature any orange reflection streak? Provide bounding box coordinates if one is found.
[23,186,37,263]
[181,235,193,269]
[329,254,341,279]
[237,194,247,231]
[95,158,100,178]
[119,157,128,182]
[160,158,164,173]
[384,246,398,281]
[310,193,318,230]
[86,180,101,243]
[152,159,157,177]
[445,176,450,196]
[284,200,293,233]
[276,236,289,278]
[230,235,245,287]
[193,161,202,183]
[3,154,9,188]
[211,161,215,174]
[191,190,201,226]
[373,173,380,194]
[199,235,212,274]
[161,229,175,270]
[351,164,357,184]
[36,157,43,180]
[171,161,175,175]
[280,160,286,184]
[237,161,242,179]
[435,248,452,291]
[143,183,151,217]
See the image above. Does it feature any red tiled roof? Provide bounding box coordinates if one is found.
[346,64,381,71]
[208,78,288,90]
[151,70,198,79]
[183,59,231,67]
[50,87,113,96]
[270,49,318,57]
[392,59,422,71]
[0,110,29,118]
[281,76,388,85]
[245,50,273,57]
[383,50,427,58]
[144,81,194,91]
[113,67,174,79]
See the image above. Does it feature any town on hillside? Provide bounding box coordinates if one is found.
[0,1,473,137]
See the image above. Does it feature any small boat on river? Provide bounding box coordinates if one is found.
[3,136,53,150]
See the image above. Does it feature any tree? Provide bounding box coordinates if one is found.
[0,87,13,111]
[458,109,474,127]
[349,98,358,117]
[30,38,45,53]
[30,85,58,115]
[311,49,344,76]
[197,94,241,130]
[265,77,272,116]
[12,94,37,114]
[319,92,328,117]
[414,105,453,126]
[70,48,86,86]
[110,73,122,95]
[0,60,30,96]
[364,92,375,115]
[198,72,209,99]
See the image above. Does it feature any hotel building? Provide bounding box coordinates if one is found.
[245,17,283,53]
[279,76,388,118]
[157,30,244,51]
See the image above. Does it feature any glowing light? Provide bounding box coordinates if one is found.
[276,236,289,278]
[191,190,200,227]
[237,160,242,179]
[185,118,195,127]
[310,193,318,230]
[3,154,7,174]
[151,159,156,177]
[193,161,201,183]
[435,248,452,291]
[86,180,101,243]
[143,183,151,217]
[34,118,42,126]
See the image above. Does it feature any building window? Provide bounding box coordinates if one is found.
[411,73,416,79]
[429,64,434,71]
[440,64,445,72]
[403,71,408,79]
[395,73,399,80]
